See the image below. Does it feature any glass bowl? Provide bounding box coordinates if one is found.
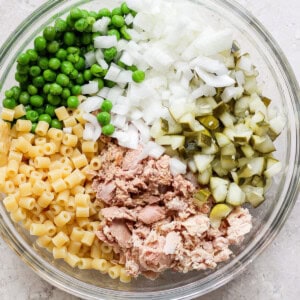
[0,0,299,299]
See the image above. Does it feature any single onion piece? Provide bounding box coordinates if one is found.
[115,70,133,83]
[83,123,95,141]
[84,51,96,68]
[81,81,99,95]
[125,13,134,25]
[120,51,134,66]
[190,56,228,75]
[94,35,118,49]
[145,141,165,159]
[92,17,111,33]
[169,157,187,176]
[78,96,103,113]
[104,63,122,82]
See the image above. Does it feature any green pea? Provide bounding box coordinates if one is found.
[27,84,38,95]
[29,66,41,77]
[117,61,126,69]
[54,18,67,33]
[75,18,89,32]
[39,114,52,124]
[50,83,63,96]
[69,69,79,80]
[19,92,30,105]
[121,2,130,14]
[49,58,61,70]
[90,64,103,77]
[112,7,122,16]
[33,76,45,88]
[67,47,80,54]
[11,86,21,100]
[97,111,111,126]
[94,79,104,90]
[126,65,138,72]
[120,25,131,40]
[43,83,51,94]
[61,61,74,75]
[24,105,32,112]
[36,107,44,115]
[89,11,98,19]
[38,57,49,70]
[101,99,113,112]
[102,124,115,136]
[98,8,111,18]
[56,73,70,87]
[74,57,85,71]
[43,69,56,82]
[103,47,117,62]
[76,73,85,85]
[5,89,14,98]
[47,41,60,54]
[108,29,121,40]
[70,7,83,20]
[17,64,30,75]
[47,94,61,106]
[61,88,71,100]
[67,96,79,108]
[15,72,28,83]
[26,110,39,122]
[81,33,92,45]
[31,123,38,133]
[30,95,44,108]
[43,26,56,41]
[51,119,63,129]
[26,49,38,62]
[83,70,92,81]
[34,36,47,52]
[111,15,125,27]
[131,10,137,17]
[56,49,68,61]
[17,53,30,65]
[3,98,17,109]
[132,70,145,83]
[44,104,56,117]
[67,53,78,64]
[71,85,81,96]
[64,32,76,46]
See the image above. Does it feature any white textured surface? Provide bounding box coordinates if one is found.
[0,0,300,299]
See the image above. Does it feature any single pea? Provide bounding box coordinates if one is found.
[75,18,89,32]
[64,32,76,46]
[30,95,44,107]
[111,15,125,27]
[112,7,122,16]
[70,7,83,19]
[67,96,79,108]
[17,53,30,65]
[94,78,104,90]
[97,111,111,126]
[47,94,61,106]
[131,10,137,17]
[26,49,38,62]
[49,58,61,70]
[108,29,121,40]
[69,69,79,80]
[26,110,39,122]
[15,72,28,83]
[54,18,67,33]
[24,105,32,112]
[51,119,63,129]
[83,70,92,81]
[90,64,103,77]
[121,2,130,14]
[3,98,17,109]
[61,61,74,75]
[86,44,95,52]
[33,76,45,88]
[39,114,52,124]
[89,11,98,19]
[120,25,131,40]
[87,16,96,25]
[38,57,49,70]
[56,49,68,61]
[81,33,92,45]
[17,64,30,75]
[43,83,51,94]
[67,46,80,54]
[102,124,115,136]
[5,89,14,98]
[67,53,78,64]
[76,73,85,85]
[56,73,70,87]
[132,70,145,83]
[29,66,41,77]
[43,26,56,41]
[67,82,74,90]
[98,8,111,18]
[34,36,47,52]
[44,104,56,117]
[104,79,116,88]
[101,99,113,112]
[103,47,117,62]
[36,107,45,115]
[43,69,56,82]
[31,123,37,133]
[11,86,21,100]
[61,88,71,100]
[71,85,81,96]
[74,57,85,71]
[19,92,30,105]
[50,83,63,95]
[27,84,38,95]
[47,41,60,54]
[92,32,101,39]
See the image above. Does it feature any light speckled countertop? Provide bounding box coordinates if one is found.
[0,0,299,299]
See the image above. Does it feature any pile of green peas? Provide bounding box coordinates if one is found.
[2,2,141,136]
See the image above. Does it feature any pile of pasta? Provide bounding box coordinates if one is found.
[0,106,131,283]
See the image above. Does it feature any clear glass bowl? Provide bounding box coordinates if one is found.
[0,0,299,299]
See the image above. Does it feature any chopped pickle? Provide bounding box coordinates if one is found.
[213,101,228,117]
[198,115,219,130]
[210,203,232,228]
[194,188,211,204]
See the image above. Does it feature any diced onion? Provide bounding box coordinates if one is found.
[81,81,99,95]
[94,36,118,49]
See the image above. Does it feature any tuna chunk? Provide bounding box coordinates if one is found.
[109,220,132,248]
[138,205,166,225]
[101,207,137,222]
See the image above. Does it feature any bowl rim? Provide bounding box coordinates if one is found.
[0,0,300,299]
